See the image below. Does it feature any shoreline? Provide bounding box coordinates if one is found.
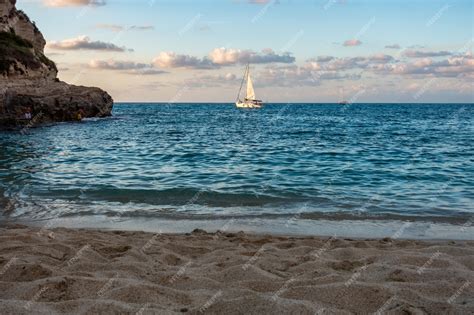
[4,216,473,241]
[0,224,473,314]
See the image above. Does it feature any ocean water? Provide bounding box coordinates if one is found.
[1,103,473,237]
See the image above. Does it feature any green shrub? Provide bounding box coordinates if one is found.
[0,31,33,49]
[0,31,56,74]
[38,53,57,72]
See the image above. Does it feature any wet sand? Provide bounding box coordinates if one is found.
[0,225,473,314]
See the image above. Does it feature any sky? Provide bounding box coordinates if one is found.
[17,0,474,103]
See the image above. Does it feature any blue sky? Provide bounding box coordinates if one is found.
[17,0,474,102]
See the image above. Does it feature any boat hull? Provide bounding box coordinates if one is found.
[235,101,263,109]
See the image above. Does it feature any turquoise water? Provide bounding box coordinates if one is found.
[0,103,473,231]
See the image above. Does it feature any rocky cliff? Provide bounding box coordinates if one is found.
[0,0,113,128]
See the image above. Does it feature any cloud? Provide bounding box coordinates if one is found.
[95,24,124,32]
[197,24,211,32]
[256,65,361,87]
[403,50,452,58]
[298,51,469,81]
[343,39,362,47]
[367,51,472,78]
[46,36,131,52]
[44,0,106,7]
[408,45,426,49]
[152,48,294,69]
[248,0,274,3]
[95,24,155,32]
[131,69,168,75]
[305,54,394,71]
[88,59,167,75]
[368,53,395,63]
[209,48,295,65]
[184,73,239,87]
[385,44,401,49]
[152,52,216,69]
[45,52,64,56]
[129,25,154,31]
[373,52,474,78]
[315,56,334,62]
[88,60,148,70]
[169,50,472,99]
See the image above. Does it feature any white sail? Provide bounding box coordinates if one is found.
[246,70,256,100]
[235,64,263,108]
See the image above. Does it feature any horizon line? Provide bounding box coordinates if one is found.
[113,102,474,105]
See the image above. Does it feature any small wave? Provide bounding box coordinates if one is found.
[29,205,474,225]
[32,187,313,207]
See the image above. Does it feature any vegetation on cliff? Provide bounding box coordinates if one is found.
[0,30,56,75]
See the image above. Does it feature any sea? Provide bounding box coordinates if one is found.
[1,103,473,239]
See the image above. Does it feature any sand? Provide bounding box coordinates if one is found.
[0,225,473,314]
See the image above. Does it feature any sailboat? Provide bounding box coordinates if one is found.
[338,87,349,105]
[235,64,263,108]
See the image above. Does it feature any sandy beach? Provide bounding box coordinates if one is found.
[0,225,472,314]
[2,0,473,314]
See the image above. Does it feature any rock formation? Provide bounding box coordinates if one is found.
[0,0,113,128]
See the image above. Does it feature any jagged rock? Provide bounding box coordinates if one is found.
[0,0,45,52]
[0,0,113,128]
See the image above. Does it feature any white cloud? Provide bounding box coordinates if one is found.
[129,25,154,31]
[89,60,149,70]
[302,52,472,79]
[208,48,241,65]
[209,47,294,65]
[47,35,131,52]
[95,24,155,32]
[373,52,474,77]
[248,0,274,4]
[131,69,168,75]
[152,52,216,69]
[403,50,452,58]
[256,65,361,87]
[385,44,401,49]
[95,24,124,32]
[152,48,294,69]
[184,73,239,87]
[343,39,362,47]
[305,54,394,72]
[88,59,167,75]
[315,56,334,62]
[44,0,106,7]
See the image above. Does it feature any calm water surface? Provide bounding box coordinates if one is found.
[0,103,473,227]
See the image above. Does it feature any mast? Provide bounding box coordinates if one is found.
[236,64,248,102]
